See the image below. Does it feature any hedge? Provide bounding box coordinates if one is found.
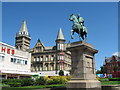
[2,76,71,87]
[109,78,120,81]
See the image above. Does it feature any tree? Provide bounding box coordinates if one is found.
[100,66,106,74]
[96,70,101,74]
[113,66,118,72]
[59,70,64,76]
[96,66,106,74]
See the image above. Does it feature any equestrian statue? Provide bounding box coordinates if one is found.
[69,14,87,41]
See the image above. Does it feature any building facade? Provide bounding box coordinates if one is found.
[15,20,31,51]
[0,42,32,79]
[103,55,120,74]
[31,28,71,76]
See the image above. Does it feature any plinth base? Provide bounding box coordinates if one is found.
[67,80,101,90]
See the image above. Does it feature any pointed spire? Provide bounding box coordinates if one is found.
[56,28,65,40]
[37,38,41,43]
[35,38,44,47]
[19,20,29,35]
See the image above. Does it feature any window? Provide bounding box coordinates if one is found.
[17,59,21,64]
[51,64,54,70]
[57,44,64,50]
[60,44,64,50]
[46,56,48,61]
[10,57,27,65]
[0,55,4,61]
[25,61,27,65]
[13,58,16,63]
[57,55,60,60]
[57,44,60,50]
[118,64,120,67]
[11,58,13,62]
[36,47,41,52]
[40,56,43,61]
[2,56,4,61]
[40,65,43,71]
[51,55,54,61]
[21,60,24,64]
[59,63,62,70]
[36,66,38,71]
[34,57,36,61]
[57,55,64,60]
[37,56,40,61]
[45,64,48,70]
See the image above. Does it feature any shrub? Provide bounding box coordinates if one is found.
[21,78,34,86]
[7,82,21,87]
[46,76,68,85]
[35,76,47,85]
[46,78,54,85]
[109,78,120,81]
[2,79,22,87]
[59,70,64,76]
[2,79,10,84]
[96,76,100,81]
[66,76,72,81]
[2,78,34,87]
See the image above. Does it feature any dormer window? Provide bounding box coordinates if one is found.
[36,47,41,52]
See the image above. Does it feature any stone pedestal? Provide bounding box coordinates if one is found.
[67,41,101,90]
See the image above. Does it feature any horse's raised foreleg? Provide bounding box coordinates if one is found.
[71,30,74,39]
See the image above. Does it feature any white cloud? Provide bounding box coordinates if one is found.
[112,52,120,57]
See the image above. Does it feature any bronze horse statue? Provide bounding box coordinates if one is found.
[69,14,87,41]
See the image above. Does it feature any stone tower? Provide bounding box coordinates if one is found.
[15,20,31,51]
[55,28,66,71]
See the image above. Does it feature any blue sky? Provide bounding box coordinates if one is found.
[2,2,118,70]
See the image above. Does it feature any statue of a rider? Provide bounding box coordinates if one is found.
[78,14,84,26]
[69,14,87,41]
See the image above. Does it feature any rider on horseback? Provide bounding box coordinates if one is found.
[69,14,87,41]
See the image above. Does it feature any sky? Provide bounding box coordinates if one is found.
[2,2,118,70]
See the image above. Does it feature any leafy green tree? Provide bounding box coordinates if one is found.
[113,66,118,72]
[59,70,64,76]
[96,70,101,74]
[100,66,106,74]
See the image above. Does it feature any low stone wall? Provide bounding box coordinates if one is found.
[49,85,120,90]
[102,85,120,90]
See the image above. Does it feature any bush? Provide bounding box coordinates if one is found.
[46,76,68,85]
[109,78,120,81]
[2,79,22,87]
[2,78,34,87]
[66,76,72,81]
[59,70,64,76]
[35,77,47,85]
[7,82,21,87]
[21,78,34,86]
[46,78,54,85]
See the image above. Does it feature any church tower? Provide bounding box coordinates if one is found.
[15,20,31,51]
[55,28,66,70]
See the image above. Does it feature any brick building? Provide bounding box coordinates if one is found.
[103,55,120,74]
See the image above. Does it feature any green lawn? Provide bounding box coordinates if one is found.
[1,84,66,90]
[13,84,66,89]
[1,78,120,90]
[100,78,120,85]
